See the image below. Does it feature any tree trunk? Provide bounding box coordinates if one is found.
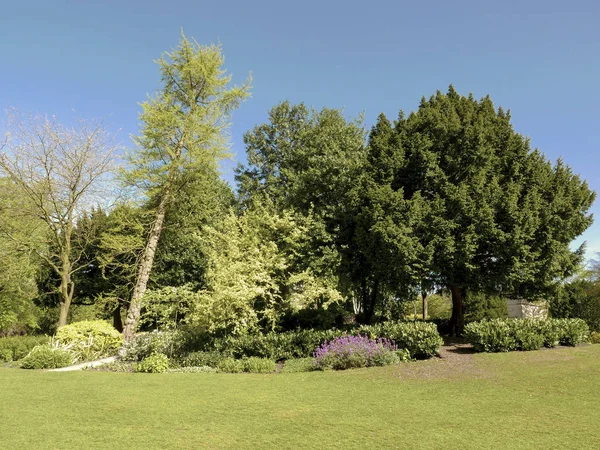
[362,279,379,324]
[449,284,464,336]
[122,187,171,341]
[422,291,428,321]
[57,261,74,327]
[113,304,123,332]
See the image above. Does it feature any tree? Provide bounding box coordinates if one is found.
[0,113,118,327]
[377,87,595,334]
[192,201,342,336]
[0,178,44,334]
[122,34,250,340]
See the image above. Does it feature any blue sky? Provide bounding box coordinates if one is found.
[1,0,599,256]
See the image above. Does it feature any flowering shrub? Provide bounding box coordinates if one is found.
[314,335,407,370]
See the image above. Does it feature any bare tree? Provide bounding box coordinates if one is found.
[0,111,119,327]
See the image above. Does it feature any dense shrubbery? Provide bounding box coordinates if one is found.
[20,344,74,369]
[123,330,185,361]
[0,335,49,362]
[135,352,170,373]
[123,321,443,363]
[358,321,442,359]
[590,332,600,344]
[55,320,123,361]
[464,318,590,352]
[314,335,410,370]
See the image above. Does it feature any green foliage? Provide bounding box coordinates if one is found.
[280,358,317,373]
[124,34,251,196]
[140,285,197,330]
[55,320,123,361]
[135,352,170,373]
[464,319,517,352]
[20,344,74,369]
[0,179,44,334]
[122,330,185,361]
[550,278,600,332]
[555,318,590,346]
[464,318,590,352]
[180,351,225,368]
[590,332,600,344]
[217,357,245,373]
[243,357,277,373]
[191,202,343,335]
[358,321,443,358]
[0,335,49,361]
[464,292,508,323]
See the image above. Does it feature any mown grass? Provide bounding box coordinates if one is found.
[1,345,599,449]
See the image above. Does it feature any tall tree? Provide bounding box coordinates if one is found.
[382,87,595,334]
[122,34,250,340]
[0,113,118,326]
[236,101,366,319]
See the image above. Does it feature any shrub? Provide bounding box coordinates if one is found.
[464,292,508,323]
[20,345,74,369]
[0,335,49,362]
[55,320,123,361]
[135,352,170,373]
[243,357,277,373]
[122,330,184,361]
[166,366,217,373]
[314,335,400,370]
[217,357,245,373]
[510,319,545,351]
[180,351,225,368]
[465,318,590,352]
[555,318,589,346]
[590,332,600,344]
[464,319,517,352]
[280,358,318,373]
[358,321,443,358]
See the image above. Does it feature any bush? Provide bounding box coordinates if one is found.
[464,319,517,352]
[555,318,589,346]
[122,330,185,361]
[180,351,226,368]
[465,318,590,352]
[217,357,245,373]
[314,335,401,370]
[243,357,277,373]
[55,320,123,361]
[510,319,545,351]
[590,332,600,344]
[20,345,74,369]
[280,358,318,373]
[0,335,49,362]
[135,352,170,373]
[358,321,443,358]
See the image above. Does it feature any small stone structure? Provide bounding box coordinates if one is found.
[506,299,548,319]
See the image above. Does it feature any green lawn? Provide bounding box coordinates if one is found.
[1,346,599,449]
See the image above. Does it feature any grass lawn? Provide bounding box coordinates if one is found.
[1,345,599,449]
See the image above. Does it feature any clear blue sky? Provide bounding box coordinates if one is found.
[1,0,599,256]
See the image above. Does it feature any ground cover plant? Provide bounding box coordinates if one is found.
[1,345,599,449]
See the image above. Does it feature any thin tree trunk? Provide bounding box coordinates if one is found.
[57,257,73,327]
[122,186,171,341]
[422,291,428,321]
[113,304,123,332]
[449,284,464,336]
